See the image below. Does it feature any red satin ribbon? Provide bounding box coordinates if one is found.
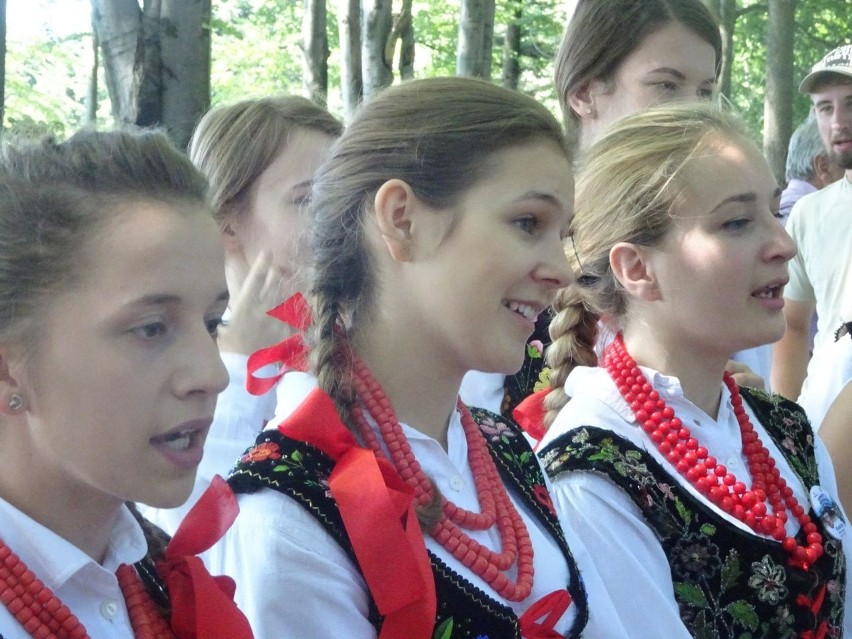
[245,293,312,395]
[513,388,551,446]
[797,584,828,639]
[281,389,437,639]
[156,475,254,639]
[518,589,571,639]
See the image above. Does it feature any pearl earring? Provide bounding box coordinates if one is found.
[8,394,23,411]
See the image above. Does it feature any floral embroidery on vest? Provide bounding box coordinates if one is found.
[230,408,587,638]
[503,312,553,418]
[539,388,845,639]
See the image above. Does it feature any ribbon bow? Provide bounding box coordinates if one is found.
[513,387,552,447]
[281,388,437,639]
[246,292,312,395]
[156,476,253,639]
[797,584,828,639]
[518,589,572,639]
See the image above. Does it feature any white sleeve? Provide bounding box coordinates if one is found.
[549,470,693,639]
[208,489,377,639]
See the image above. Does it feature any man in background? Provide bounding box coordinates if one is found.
[772,43,852,430]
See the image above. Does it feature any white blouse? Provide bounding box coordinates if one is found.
[0,499,148,638]
[538,365,852,638]
[207,376,628,639]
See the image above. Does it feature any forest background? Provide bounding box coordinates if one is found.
[2,0,851,183]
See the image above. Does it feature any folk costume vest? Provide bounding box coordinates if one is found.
[229,390,588,639]
[540,387,846,639]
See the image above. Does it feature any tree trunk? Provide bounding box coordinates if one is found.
[0,0,6,131]
[160,0,211,148]
[91,0,145,124]
[337,0,362,120]
[502,3,522,89]
[717,0,737,99]
[392,0,414,80]
[457,0,495,79]
[764,0,797,184]
[86,11,99,126]
[92,0,209,147]
[362,0,393,99]
[302,0,329,106]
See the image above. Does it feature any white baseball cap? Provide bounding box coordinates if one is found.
[800,44,852,93]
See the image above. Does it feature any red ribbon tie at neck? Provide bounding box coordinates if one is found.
[518,589,571,639]
[281,389,437,639]
[156,475,253,639]
[513,388,551,447]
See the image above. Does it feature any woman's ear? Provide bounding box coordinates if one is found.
[373,179,416,262]
[221,220,245,258]
[610,242,662,302]
[0,348,27,416]
[567,80,606,120]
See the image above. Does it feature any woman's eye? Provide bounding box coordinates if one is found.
[514,216,539,234]
[206,317,225,338]
[722,218,751,231]
[657,81,678,92]
[697,87,714,99]
[132,322,168,340]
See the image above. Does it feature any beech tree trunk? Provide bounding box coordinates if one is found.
[86,12,99,125]
[91,0,210,148]
[390,0,414,80]
[457,0,495,79]
[718,0,737,99]
[91,0,146,125]
[764,0,797,184]
[502,4,522,89]
[159,0,211,148]
[362,0,393,99]
[0,0,6,130]
[303,0,329,106]
[337,0,362,120]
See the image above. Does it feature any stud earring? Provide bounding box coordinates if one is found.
[8,394,23,411]
[585,108,592,115]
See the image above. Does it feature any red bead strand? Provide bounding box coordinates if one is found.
[350,356,535,601]
[603,335,823,571]
[0,537,175,639]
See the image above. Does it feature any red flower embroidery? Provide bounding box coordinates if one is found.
[533,484,556,517]
[242,441,282,463]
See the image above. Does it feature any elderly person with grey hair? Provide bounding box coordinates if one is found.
[779,115,843,224]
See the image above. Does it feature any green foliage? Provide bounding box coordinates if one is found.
[727,0,852,140]
[8,0,850,145]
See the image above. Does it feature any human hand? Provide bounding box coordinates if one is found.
[725,359,765,390]
[218,251,296,355]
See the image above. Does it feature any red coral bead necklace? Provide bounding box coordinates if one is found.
[603,334,823,571]
[0,537,175,639]
[350,355,535,601]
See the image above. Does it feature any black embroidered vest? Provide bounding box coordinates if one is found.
[229,407,588,639]
[540,387,846,639]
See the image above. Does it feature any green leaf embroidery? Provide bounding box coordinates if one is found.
[291,450,303,462]
[433,617,453,639]
[526,343,543,359]
[272,465,289,472]
[720,550,742,592]
[700,523,717,536]
[674,582,708,607]
[724,600,759,631]
[674,497,692,525]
